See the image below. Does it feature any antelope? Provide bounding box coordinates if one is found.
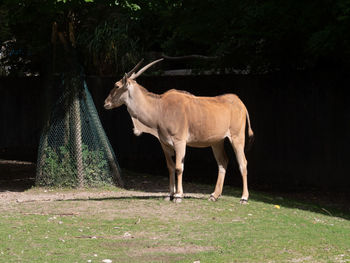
[104,59,254,204]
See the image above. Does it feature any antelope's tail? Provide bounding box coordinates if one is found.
[245,108,254,151]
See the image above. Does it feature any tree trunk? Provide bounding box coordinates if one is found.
[72,96,84,188]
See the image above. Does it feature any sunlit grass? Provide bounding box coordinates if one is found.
[0,177,349,263]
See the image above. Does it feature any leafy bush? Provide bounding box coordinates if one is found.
[37,144,113,188]
[81,144,113,187]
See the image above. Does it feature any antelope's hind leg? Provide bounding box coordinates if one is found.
[230,136,249,204]
[209,141,228,202]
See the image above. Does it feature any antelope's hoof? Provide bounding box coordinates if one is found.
[208,195,218,202]
[173,197,183,204]
[240,198,248,205]
[164,195,174,201]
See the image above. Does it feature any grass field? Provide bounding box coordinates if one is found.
[0,171,349,263]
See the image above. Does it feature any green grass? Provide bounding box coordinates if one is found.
[0,180,349,263]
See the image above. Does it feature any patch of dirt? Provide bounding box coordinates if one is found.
[289,256,313,263]
[129,254,186,263]
[0,185,210,205]
[136,244,215,255]
[0,159,349,216]
[0,160,210,207]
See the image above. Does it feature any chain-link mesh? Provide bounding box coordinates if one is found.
[36,76,123,188]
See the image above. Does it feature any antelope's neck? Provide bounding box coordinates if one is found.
[125,83,160,128]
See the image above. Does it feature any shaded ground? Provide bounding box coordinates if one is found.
[0,159,36,192]
[0,160,211,204]
[0,159,349,217]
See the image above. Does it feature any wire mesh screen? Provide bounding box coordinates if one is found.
[36,77,123,188]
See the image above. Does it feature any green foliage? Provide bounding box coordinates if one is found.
[39,146,75,187]
[2,0,350,74]
[0,5,11,43]
[77,8,141,75]
[81,144,113,187]
[38,144,112,188]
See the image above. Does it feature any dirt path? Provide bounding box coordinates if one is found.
[1,159,349,214]
[0,160,209,205]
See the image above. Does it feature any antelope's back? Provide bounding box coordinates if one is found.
[160,90,236,145]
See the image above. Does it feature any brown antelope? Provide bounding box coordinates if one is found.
[104,59,254,204]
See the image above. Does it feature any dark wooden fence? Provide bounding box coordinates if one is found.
[1,71,349,190]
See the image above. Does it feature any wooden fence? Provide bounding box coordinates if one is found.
[1,71,349,190]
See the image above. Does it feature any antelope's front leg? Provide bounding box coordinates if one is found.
[209,141,228,202]
[160,143,176,201]
[173,141,186,203]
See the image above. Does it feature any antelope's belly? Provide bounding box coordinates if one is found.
[186,130,230,148]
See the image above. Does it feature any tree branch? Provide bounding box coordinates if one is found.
[162,54,219,61]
